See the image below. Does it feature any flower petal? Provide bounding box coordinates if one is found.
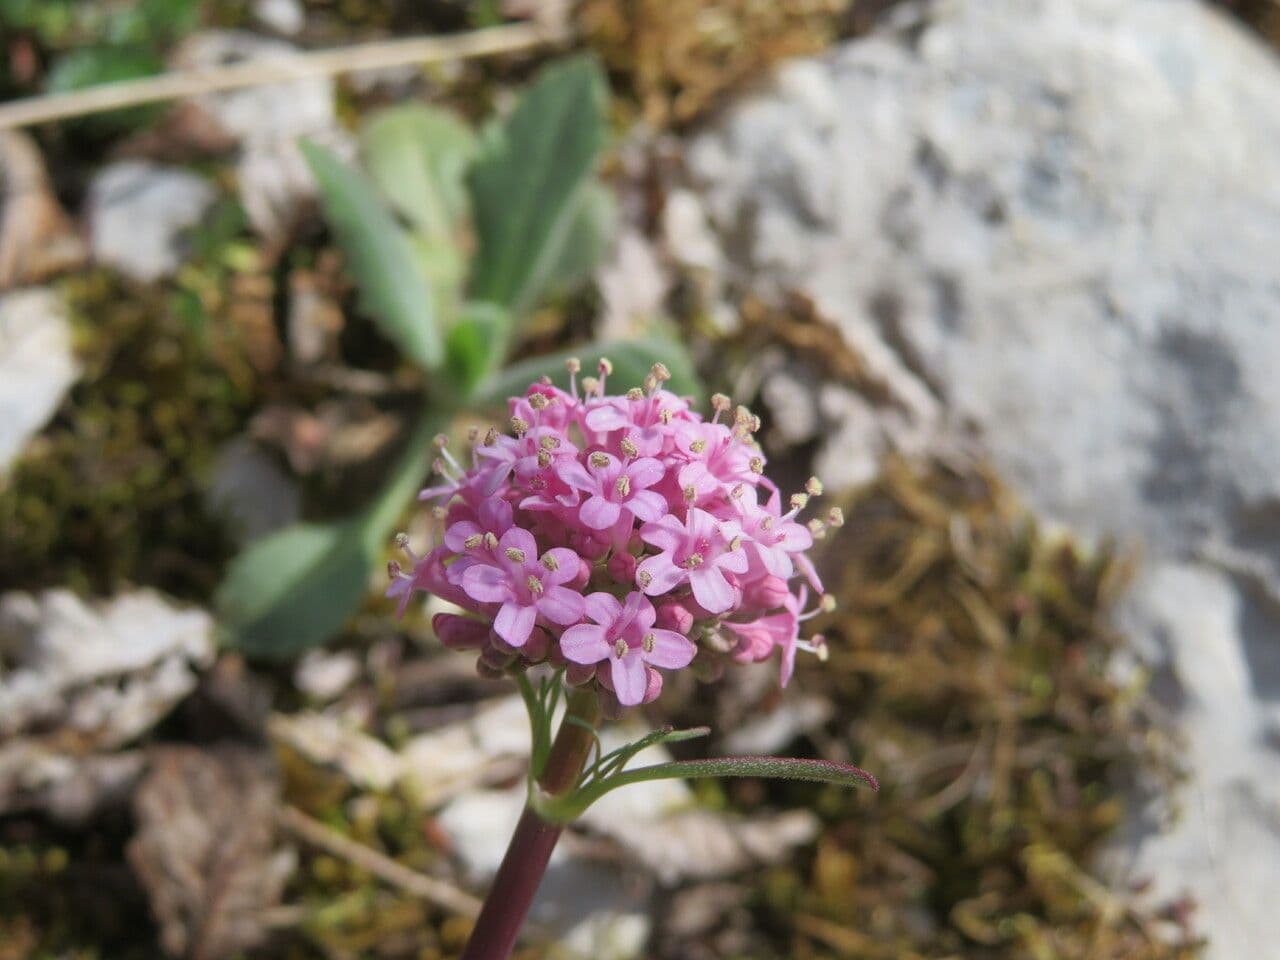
[626,489,668,522]
[494,601,536,647]
[541,547,582,586]
[636,553,685,596]
[461,563,511,604]
[610,652,648,706]
[642,628,696,669]
[559,623,610,664]
[584,591,623,626]
[498,527,538,562]
[538,586,585,625]
[444,520,482,553]
[638,515,684,553]
[626,457,665,489]
[690,565,736,614]
[580,495,622,530]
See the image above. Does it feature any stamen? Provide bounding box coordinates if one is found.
[598,357,613,376]
[510,417,530,438]
[650,362,671,382]
[827,507,845,528]
[528,393,549,411]
[760,515,774,530]
[730,484,746,499]
[643,374,658,393]
[614,638,628,659]
[728,536,743,552]
[790,492,810,511]
[541,553,560,572]
[505,547,527,563]
[394,532,410,550]
[749,456,764,474]
[820,594,837,613]
[581,375,600,395]
[539,435,560,450]
[483,427,498,446]
[637,570,653,588]
[589,451,612,469]
[683,484,697,504]
[711,393,732,418]
[659,408,673,424]
[431,505,447,520]
[464,534,483,549]
[483,532,498,550]
[537,450,553,468]
[526,575,544,594]
[682,553,704,569]
[689,438,707,454]
[565,357,581,374]
[806,476,824,497]
[432,433,449,449]
[387,559,403,578]
[642,632,656,653]
[615,475,632,496]
[627,387,644,402]
[808,518,827,539]
[620,436,639,457]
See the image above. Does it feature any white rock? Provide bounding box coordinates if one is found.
[0,590,214,746]
[691,1,1280,953]
[293,649,361,702]
[253,0,304,35]
[0,287,78,472]
[207,438,301,544]
[87,162,216,283]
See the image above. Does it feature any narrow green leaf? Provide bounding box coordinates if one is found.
[466,55,608,315]
[544,755,879,822]
[446,301,510,396]
[542,182,616,297]
[472,329,702,405]
[361,104,476,244]
[217,410,444,658]
[301,140,442,371]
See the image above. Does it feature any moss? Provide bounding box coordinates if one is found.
[0,266,258,599]
[663,458,1196,959]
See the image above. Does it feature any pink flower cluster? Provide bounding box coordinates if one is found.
[389,360,838,708]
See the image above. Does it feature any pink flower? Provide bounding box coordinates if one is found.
[635,508,748,613]
[459,527,584,647]
[560,592,695,705]
[556,452,668,531]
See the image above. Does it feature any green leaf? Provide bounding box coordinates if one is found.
[472,328,702,405]
[301,140,443,371]
[446,301,510,396]
[361,104,476,243]
[542,182,616,297]
[466,55,609,315]
[218,410,444,658]
[541,755,879,823]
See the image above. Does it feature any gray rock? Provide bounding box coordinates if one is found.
[689,0,1280,954]
[0,287,78,472]
[87,162,216,283]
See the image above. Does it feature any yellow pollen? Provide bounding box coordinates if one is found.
[395,532,410,548]
[464,534,483,549]
[590,452,611,468]
[510,417,529,437]
[711,393,731,412]
[659,409,673,424]
[526,575,544,594]
[529,393,549,410]
[643,374,658,393]
[683,484,697,504]
[820,594,837,613]
[582,376,599,394]
[565,357,581,374]
[616,475,631,496]
[637,570,653,587]
[598,357,613,376]
[483,532,498,549]
[731,484,746,499]
[749,456,764,474]
[689,439,707,454]
[620,437,639,457]
[539,435,559,450]
[505,547,526,563]
[537,450,553,468]
[433,433,449,449]
[682,553,704,569]
[642,632,656,653]
[729,536,743,552]
[483,427,498,446]
[791,493,809,511]
[541,553,560,571]
[827,507,845,527]
[614,638,628,659]
[627,387,644,401]
[760,515,774,530]
[651,362,671,382]
[806,476,824,496]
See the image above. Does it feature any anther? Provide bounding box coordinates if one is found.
[643,374,658,393]
[683,484,697,504]
[483,532,498,549]
[806,476,824,497]
[565,357,581,374]
[526,575,544,594]
[689,439,707,454]
[749,456,764,474]
[433,433,449,449]
[431,505,448,520]
[394,532,410,549]
[627,387,644,402]
[528,393,549,411]
[541,553,560,572]
[598,357,613,376]
[820,594,837,613]
[711,393,732,412]
[539,435,559,450]
[483,427,498,446]
[464,534,483,549]
[581,376,600,394]
[729,536,743,552]
[589,451,611,469]
[510,417,529,437]
[637,570,653,588]
[827,507,845,528]
[387,559,402,578]
[642,632,656,653]
[651,362,671,382]
[620,436,639,457]
[616,475,632,496]
[505,547,527,563]
[659,408,673,424]
[537,450,553,468]
[731,484,746,499]
[614,638,628,659]
[808,519,827,538]
[790,493,810,511]
[682,553,704,569]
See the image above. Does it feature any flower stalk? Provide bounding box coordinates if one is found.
[458,688,601,960]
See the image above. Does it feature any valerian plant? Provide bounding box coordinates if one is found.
[216,56,695,656]
[392,359,878,959]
